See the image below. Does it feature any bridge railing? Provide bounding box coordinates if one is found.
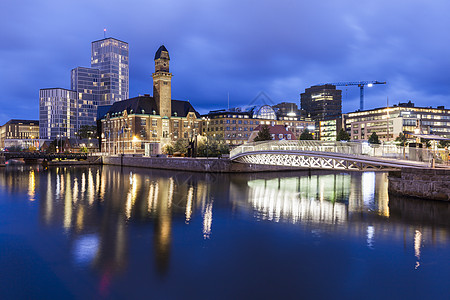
[230,140,449,165]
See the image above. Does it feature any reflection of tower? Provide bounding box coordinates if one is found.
[153,177,174,276]
[154,213,172,276]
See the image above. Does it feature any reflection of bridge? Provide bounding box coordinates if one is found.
[230,140,446,170]
[1,152,88,161]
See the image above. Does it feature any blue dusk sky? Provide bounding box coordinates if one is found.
[1,0,450,124]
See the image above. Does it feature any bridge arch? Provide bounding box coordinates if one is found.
[230,140,438,171]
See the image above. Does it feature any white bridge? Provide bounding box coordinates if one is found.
[230,140,449,171]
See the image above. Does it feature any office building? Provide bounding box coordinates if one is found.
[301,85,342,120]
[70,67,100,128]
[344,101,450,141]
[273,102,306,119]
[318,118,342,141]
[100,45,200,154]
[40,37,129,141]
[39,88,77,140]
[91,37,129,105]
[0,119,39,149]
[201,104,315,145]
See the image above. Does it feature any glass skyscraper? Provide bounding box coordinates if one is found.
[71,67,100,129]
[91,38,129,105]
[39,37,129,140]
[39,88,77,139]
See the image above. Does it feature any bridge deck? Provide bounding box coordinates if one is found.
[230,140,448,170]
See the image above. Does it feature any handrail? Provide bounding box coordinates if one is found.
[230,140,450,166]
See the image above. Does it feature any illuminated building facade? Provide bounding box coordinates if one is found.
[301,85,342,120]
[40,37,128,140]
[201,104,314,145]
[0,119,40,149]
[273,102,306,119]
[70,67,100,128]
[318,118,343,141]
[344,101,450,141]
[100,45,200,154]
[39,88,77,140]
[91,37,129,105]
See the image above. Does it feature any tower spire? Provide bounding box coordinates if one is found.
[152,45,172,118]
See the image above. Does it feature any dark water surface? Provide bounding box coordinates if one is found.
[0,165,449,299]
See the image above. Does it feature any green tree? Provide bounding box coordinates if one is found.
[299,128,314,140]
[173,138,189,156]
[253,125,272,142]
[197,135,230,157]
[421,138,431,148]
[368,132,380,144]
[6,145,22,152]
[77,125,97,139]
[46,140,57,153]
[395,132,408,146]
[162,143,174,155]
[438,140,450,148]
[336,129,350,141]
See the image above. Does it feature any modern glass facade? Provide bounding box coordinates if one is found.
[71,67,100,129]
[39,37,128,141]
[39,88,77,139]
[91,38,129,105]
[301,85,342,121]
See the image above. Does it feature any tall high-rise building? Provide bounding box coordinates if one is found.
[71,67,100,129]
[39,88,77,139]
[301,85,342,120]
[91,38,129,105]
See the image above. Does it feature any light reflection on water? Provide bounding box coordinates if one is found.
[0,165,449,298]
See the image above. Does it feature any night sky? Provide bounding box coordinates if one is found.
[1,0,450,125]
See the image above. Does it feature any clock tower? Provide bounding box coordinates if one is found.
[152,45,172,118]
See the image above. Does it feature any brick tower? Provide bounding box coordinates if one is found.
[152,45,172,118]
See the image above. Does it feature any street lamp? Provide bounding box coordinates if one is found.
[132,136,139,154]
[206,117,210,159]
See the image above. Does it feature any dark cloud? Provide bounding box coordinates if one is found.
[1,0,450,123]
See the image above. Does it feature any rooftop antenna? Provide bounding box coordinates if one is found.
[227,92,230,110]
[103,28,106,39]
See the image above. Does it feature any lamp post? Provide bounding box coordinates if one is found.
[206,117,210,159]
[193,128,197,158]
[132,136,139,154]
[103,129,111,155]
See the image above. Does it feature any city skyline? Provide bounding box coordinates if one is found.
[1,0,450,125]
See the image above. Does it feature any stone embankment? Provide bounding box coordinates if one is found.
[389,168,450,201]
[102,155,302,173]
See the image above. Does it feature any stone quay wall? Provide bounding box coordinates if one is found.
[389,168,450,201]
[102,155,303,173]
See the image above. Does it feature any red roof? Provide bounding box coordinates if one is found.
[253,125,295,140]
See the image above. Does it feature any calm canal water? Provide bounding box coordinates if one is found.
[0,165,449,299]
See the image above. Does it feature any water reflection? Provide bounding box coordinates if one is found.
[231,172,389,225]
[0,166,449,292]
